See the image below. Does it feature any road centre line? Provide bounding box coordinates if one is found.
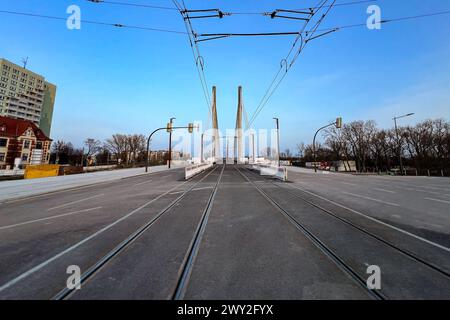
[47,194,105,211]
[0,207,103,231]
[425,198,450,205]
[133,179,153,187]
[373,188,396,194]
[342,192,400,207]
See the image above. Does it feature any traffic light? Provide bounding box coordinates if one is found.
[166,122,172,132]
[336,117,343,129]
[188,123,194,133]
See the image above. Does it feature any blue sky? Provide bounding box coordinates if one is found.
[1,0,449,152]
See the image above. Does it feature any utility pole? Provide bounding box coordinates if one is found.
[200,133,204,163]
[273,118,280,167]
[393,113,414,175]
[168,117,175,169]
[235,86,243,163]
[252,133,256,164]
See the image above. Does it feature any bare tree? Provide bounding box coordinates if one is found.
[84,138,102,158]
[342,120,377,172]
[127,134,146,164]
[296,143,306,158]
[104,134,128,164]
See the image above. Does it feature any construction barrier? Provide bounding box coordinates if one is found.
[24,164,60,180]
[185,163,213,180]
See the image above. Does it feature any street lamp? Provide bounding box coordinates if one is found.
[313,117,343,173]
[273,117,280,167]
[168,117,176,169]
[393,113,414,175]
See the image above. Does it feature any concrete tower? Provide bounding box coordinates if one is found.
[211,86,220,160]
[235,86,244,163]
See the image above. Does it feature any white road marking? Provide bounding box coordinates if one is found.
[290,184,450,253]
[373,188,396,194]
[419,185,450,192]
[47,194,105,211]
[341,182,358,187]
[425,198,450,205]
[342,192,400,207]
[1,169,176,204]
[0,207,103,231]
[0,176,195,293]
[133,179,153,187]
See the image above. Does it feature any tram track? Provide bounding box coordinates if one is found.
[235,166,385,300]
[171,164,225,300]
[239,166,450,299]
[52,165,220,300]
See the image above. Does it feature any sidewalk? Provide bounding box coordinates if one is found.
[0,165,182,202]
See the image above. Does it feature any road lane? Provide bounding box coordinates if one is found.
[0,168,207,298]
[244,168,450,299]
[183,166,372,299]
[286,169,450,245]
[0,168,184,226]
[67,166,224,300]
[0,164,448,300]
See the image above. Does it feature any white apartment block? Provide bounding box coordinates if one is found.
[0,58,56,137]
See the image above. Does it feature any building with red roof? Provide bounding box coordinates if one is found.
[0,116,52,169]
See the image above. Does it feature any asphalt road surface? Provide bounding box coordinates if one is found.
[0,165,449,300]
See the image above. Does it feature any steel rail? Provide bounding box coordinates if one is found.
[264,172,450,278]
[52,165,219,300]
[235,166,385,300]
[171,164,225,299]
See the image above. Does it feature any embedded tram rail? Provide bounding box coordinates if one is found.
[238,166,450,299]
[0,164,449,300]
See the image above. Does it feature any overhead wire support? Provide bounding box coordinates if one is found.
[268,8,314,20]
[247,0,337,129]
[171,0,213,121]
[195,32,302,42]
[181,8,227,19]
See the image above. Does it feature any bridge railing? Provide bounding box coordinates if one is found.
[185,163,214,180]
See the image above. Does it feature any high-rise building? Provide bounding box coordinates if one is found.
[0,58,56,137]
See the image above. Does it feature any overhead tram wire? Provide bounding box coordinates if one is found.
[247,0,337,129]
[247,0,329,128]
[195,9,450,42]
[0,10,187,34]
[86,0,178,11]
[212,0,379,16]
[171,0,214,122]
[84,0,377,15]
[246,6,450,129]
[295,0,378,11]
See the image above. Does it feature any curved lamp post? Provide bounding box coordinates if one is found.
[313,117,342,173]
[393,113,414,175]
[145,123,196,172]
